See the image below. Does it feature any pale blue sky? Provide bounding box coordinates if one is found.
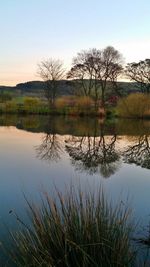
[0,0,149,85]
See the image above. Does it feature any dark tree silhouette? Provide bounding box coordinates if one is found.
[38,58,65,106]
[67,49,100,106]
[36,133,62,163]
[123,135,150,169]
[67,46,123,108]
[125,59,150,93]
[65,129,120,178]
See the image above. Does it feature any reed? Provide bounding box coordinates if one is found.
[8,187,136,267]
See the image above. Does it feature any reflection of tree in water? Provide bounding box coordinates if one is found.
[123,135,150,169]
[36,133,62,163]
[65,133,121,178]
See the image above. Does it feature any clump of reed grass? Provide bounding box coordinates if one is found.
[8,187,136,267]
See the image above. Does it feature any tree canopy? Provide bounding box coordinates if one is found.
[67,46,123,108]
[125,59,150,93]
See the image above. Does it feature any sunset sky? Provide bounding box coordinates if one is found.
[0,0,149,85]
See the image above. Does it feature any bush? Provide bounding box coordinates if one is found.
[117,93,150,118]
[23,97,42,112]
[8,187,136,267]
[55,96,95,115]
[55,97,67,109]
[4,101,18,113]
[55,96,77,109]
[75,96,94,110]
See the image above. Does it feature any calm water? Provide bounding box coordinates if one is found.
[0,115,150,264]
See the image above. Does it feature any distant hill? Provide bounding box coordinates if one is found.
[0,80,73,97]
[0,80,140,97]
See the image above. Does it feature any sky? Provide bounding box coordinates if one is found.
[0,0,149,85]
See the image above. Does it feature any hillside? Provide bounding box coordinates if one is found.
[0,80,140,98]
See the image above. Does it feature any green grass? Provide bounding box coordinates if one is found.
[7,187,136,267]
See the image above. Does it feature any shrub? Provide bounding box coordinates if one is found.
[4,101,18,113]
[55,96,94,115]
[75,96,94,109]
[8,187,136,267]
[55,96,77,109]
[23,97,42,112]
[117,93,150,118]
[55,97,68,109]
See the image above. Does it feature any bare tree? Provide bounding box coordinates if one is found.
[65,126,120,178]
[123,135,150,168]
[38,59,65,106]
[67,46,123,109]
[125,59,150,93]
[67,49,101,102]
[95,46,123,108]
[36,133,62,163]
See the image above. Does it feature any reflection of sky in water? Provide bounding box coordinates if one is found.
[0,124,150,260]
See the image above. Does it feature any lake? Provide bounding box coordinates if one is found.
[0,115,150,264]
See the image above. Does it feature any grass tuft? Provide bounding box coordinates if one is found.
[8,187,136,267]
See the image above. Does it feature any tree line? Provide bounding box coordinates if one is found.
[37,46,150,109]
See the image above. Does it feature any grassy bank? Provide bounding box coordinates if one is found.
[6,187,138,267]
[0,96,114,117]
[0,93,150,119]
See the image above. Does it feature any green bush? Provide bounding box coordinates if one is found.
[4,101,18,113]
[8,187,136,267]
[117,93,150,118]
[23,97,42,112]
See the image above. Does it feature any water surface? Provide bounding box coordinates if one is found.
[0,115,150,264]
